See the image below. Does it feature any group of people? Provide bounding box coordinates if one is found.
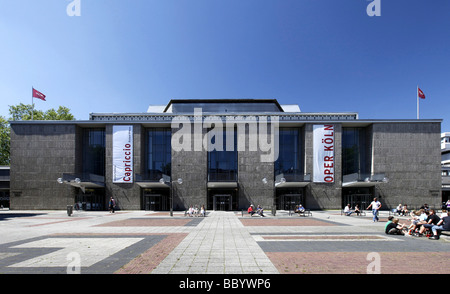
[385,208,450,240]
[343,203,363,216]
[343,198,381,221]
[394,203,409,216]
[187,205,206,217]
[247,204,265,217]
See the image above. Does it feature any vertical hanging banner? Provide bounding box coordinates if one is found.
[313,124,335,183]
[113,125,133,183]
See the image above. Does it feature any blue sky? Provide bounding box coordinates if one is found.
[1,0,449,130]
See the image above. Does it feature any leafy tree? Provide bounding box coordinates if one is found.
[0,116,10,165]
[0,104,75,165]
[8,103,74,121]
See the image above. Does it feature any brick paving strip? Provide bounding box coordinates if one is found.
[262,235,385,240]
[240,218,337,226]
[94,218,193,227]
[114,233,188,274]
[266,252,450,274]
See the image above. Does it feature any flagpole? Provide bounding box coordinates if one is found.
[31,86,34,121]
[416,85,419,120]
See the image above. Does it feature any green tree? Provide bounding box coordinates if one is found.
[0,116,10,165]
[0,104,75,165]
[8,103,75,121]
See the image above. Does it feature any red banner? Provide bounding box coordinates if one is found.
[32,88,46,101]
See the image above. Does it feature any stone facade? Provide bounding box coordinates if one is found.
[10,123,78,210]
[371,122,442,209]
[9,119,442,211]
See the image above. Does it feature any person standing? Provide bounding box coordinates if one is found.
[367,197,382,222]
[109,197,116,213]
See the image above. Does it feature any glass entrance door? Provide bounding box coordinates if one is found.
[144,194,162,211]
[280,194,302,211]
[276,188,304,210]
[342,187,373,210]
[213,194,232,211]
[142,189,169,211]
[207,188,238,211]
[75,189,105,211]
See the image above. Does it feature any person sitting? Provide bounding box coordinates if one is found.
[429,214,450,240]
[401,204,409,216]
[297,204,306,214]
[354,204,361,216]
[248,204,255,216]
[256,205,265,217]
[385,218,406,235]
[344,204,353,216]
[396,204,403,216]
[188,206,194,217]
[410,209,428,235]
[417,209,440,237]
[420,204,430,213]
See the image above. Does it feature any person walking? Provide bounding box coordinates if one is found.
[109,197,116,213]
[367,197,382,222]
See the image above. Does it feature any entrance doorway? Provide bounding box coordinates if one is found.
[207,188,237,211]
[276,188,304,210]
[279,194,303,211]
[75,189,105,211]
[142,189,169,211]
[342,187,373,210]
[213,194,231,211]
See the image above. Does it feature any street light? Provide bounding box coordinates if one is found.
[161,177,183,217]
[262,177,277,216]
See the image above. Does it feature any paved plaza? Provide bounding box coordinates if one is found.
[0,208,449,275]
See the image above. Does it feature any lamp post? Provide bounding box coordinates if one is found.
[57,176,80,216]
[262,177,280,216]
[161,177,183,216]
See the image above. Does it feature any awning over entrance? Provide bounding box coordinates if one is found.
[136,182,170,189]
[57,173,105,193]
[207,182,238,189]
[274,173,310,189]
[275,182,310,188]
[342,173,388,188]
[70,181,105,189]
[342,181,377,188]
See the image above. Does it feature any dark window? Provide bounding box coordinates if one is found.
[342,128,368,177]
[208,129,237,181]
[146,128,171,180]
[275,128,303,181]
[82,129,105,176]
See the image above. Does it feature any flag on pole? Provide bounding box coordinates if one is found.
[417,87,425,99]
[32,88,46,101]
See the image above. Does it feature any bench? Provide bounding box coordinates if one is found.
[441,231,450,237]
[437,229,450,237]
[389,209,409,217]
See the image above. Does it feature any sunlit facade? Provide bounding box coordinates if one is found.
[9,99,442,211]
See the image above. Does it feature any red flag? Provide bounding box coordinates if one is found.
[418,87,425,99]
[32,88,46,101]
